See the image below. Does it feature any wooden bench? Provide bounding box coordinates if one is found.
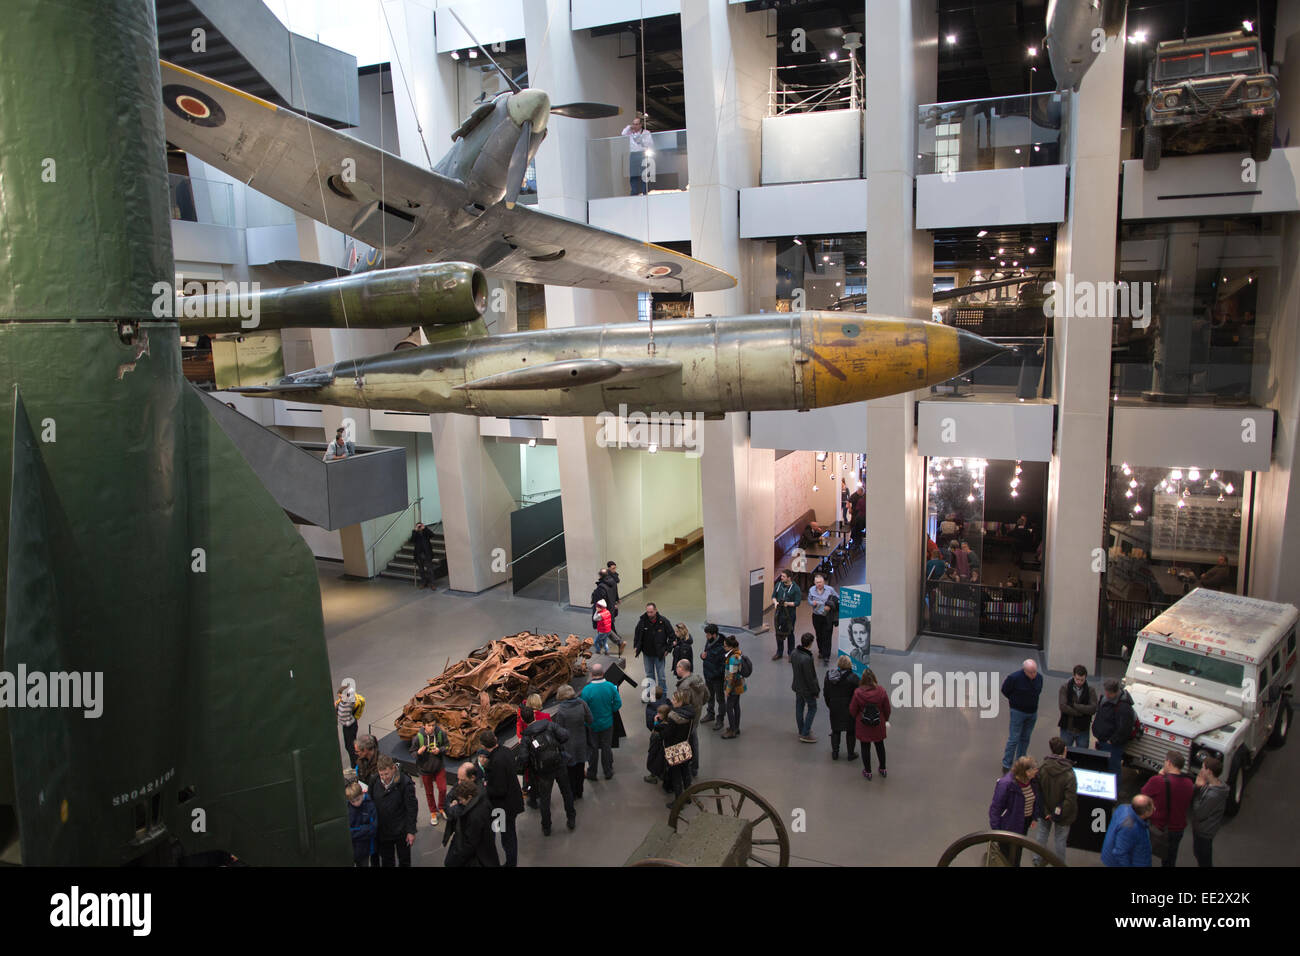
[643,526,705,586]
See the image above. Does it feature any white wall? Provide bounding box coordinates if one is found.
[639,451,703,558]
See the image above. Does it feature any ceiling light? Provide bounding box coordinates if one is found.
[1129,30,1147,43]
[1210,470,1218,480]
[1011,490,1019,497]
[450,50,460,60]
[1177,499,1186,509]
[1170,469,1182,481]
[946,34,957,45]
[828,51,838,60]
[1243,19,1254,31]
[977,230,988,238]
[1012,261,1019,267]
[1133,504,1142,514]
[468,48,478,58]
[1125,489,1132,498]
[997,247,1005,254]
[823,255,830,262]
[528,437,536,447]
[1225,483,1234,494]
[1188,468,1200,481]
[1027,246,1036,253]
[1027,46,1037,57]
[1000,261,1006,266]
[647,442,658,454]
[793,237,803,245]
[1033,145,1040,152]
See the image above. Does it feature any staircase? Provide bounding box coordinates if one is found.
[379,528,448,585]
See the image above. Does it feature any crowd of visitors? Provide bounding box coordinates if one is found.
[337,556,1244,869]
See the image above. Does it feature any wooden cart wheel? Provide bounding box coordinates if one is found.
[936,830,1067,867]
[667,779,790,867]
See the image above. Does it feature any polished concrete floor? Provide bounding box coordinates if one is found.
[321,555,1300,867]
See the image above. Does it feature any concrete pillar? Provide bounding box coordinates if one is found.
[308,326,405,576]
[1041,26,1127,671]
[861,0,935,651]
[679,0,777,625]
[430,415,515,592]
[524,0,640,606]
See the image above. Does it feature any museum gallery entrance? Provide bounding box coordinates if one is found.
[921,456,1046,647]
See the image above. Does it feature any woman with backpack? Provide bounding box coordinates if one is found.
[848,668,891,779]
[823,655,860,761]
[671,623,694,670]
[721,635,749,739]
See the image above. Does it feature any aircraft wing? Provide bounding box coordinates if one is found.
[160,61,735,294]
[464,203,735,292]
[161,61,452,262]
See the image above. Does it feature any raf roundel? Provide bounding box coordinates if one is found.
[162,85,227,128]
[644,262,681,280]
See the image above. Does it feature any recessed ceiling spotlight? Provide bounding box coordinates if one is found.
[946,34,957,45]
[450,50,460,60]
[1027,46,1037,57]
[976,230,988,238]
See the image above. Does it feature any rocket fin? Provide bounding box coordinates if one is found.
[3,389,79,865]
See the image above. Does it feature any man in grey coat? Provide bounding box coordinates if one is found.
[1191,756,1229,867]
[548,684,594,800]
[675,659,708,776]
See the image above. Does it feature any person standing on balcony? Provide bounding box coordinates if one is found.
[622,114,653,195]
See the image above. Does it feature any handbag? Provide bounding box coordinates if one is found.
[1148,776,1171,859]
[664,741,693,767]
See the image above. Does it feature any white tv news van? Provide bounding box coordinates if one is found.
[1123,588,1296,816]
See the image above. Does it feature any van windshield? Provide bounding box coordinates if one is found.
[1141,642,1245,688]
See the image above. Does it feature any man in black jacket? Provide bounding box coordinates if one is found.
[1058,665,1098,751]
[635,603,674,695]
[443,780,500,867]
[369,755,417,867]
[410,522,436,589]
[521,716,576,835]
[791,633,821,743]
[480,730,525,866]
[1091,678,1136,776]
[699,623,727,730]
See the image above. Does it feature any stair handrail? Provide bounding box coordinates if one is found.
[367,497,424,565]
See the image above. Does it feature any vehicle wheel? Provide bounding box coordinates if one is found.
[1268,700,1291,748]
[1251,114,1275,163]
[1142,126,1162,171]
[1225,752,1248,818]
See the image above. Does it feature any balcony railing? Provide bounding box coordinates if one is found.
[923,579,1041,646]
[1100,597,1173,659]
[916,91,1070,176]
[767,60,862,115]
[587,130,688,200]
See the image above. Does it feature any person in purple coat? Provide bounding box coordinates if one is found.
[988,756,1042,865]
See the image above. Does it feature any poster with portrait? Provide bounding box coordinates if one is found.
[837,585,872,676]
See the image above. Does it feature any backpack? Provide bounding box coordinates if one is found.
[527,725,565,775]
[859,699,882,727]
[353,693,366,719]
[739,655,754,678]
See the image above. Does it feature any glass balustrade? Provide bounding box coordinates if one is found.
[916,91,1070,176]
[587,129,688,200]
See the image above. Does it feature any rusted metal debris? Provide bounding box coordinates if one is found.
[396,632,593,757]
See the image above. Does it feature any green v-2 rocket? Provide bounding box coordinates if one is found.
[0,0,349,864]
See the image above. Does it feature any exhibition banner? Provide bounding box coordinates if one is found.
[838,585,872,676]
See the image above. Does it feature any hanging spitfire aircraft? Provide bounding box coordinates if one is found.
[165,50,1007,415]
[160,56,731,294]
